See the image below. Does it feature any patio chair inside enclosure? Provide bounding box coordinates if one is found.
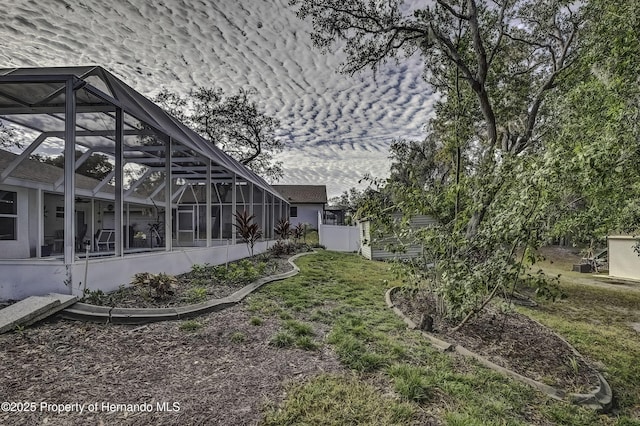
[95,229,115,251]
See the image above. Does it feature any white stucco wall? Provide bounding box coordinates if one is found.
[0,240,278,301]
[608,236,640,280]
[289,204,323,229]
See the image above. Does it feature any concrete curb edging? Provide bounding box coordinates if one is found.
[62,251,314,324]
[385,286,613,412]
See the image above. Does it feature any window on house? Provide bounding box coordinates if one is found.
[290,206,298,218]
[0,190,17,240]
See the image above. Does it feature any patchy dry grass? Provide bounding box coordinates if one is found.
[2,248,637,425]
[254,250,639,425]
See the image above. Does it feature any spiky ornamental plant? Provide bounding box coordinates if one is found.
[293,222,306,242]
[233,210,263,257]
[274,218,292,241]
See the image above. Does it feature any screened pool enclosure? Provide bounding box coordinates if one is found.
[0,66,288,300]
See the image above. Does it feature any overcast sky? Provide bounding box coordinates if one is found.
[2,0,437,198]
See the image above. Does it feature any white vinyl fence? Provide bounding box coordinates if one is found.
[318,212,361,252]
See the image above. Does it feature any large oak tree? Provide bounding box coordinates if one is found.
[291,0,580,235]
[155,87,285,181]
[291,0,584,325]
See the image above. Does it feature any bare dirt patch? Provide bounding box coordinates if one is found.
[393,289,600,393]
[0,304,344,426]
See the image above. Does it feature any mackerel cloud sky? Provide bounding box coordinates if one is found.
[2,0,437,197]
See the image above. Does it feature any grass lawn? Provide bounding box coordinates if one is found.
[249,250,640,425]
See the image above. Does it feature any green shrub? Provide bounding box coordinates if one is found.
[250,316,263,326]
[82,288,107,305]
[270,331,295,348]
[131,272,177,297]
[186,286,208,303]
[230,332,246,343]
[295,335,320,351]
[179,320,203,332]
[269,240,312,256]
[190,263,216,280]
[284,319,314,337]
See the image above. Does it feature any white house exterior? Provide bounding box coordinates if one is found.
[359,214,437,261]
[0,66,289,301]
[272,185,327,230]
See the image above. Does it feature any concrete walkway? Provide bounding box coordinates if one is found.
[0,294,77,334]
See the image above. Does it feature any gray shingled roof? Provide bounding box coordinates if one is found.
[0,148,113,193]
[271,185,327,204]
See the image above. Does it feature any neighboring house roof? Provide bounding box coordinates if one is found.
[272,185,327,204]
[0,148,113,193]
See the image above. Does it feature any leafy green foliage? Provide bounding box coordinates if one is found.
[189,259,266,286]
[186,286,208,304]
[290,0,590,329]
[540,0,640,243]
[360,153,564,326]
[131,272,177,298]
[328,186,372,223]
[269,331,295,348]
[229,331,246,343]
[179,320,203,332]
[81,288,107,305]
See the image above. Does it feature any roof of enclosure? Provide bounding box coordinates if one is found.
[0,66,285,201]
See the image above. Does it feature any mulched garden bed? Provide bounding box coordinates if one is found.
[83,254,296,308]
[393,289,601,394]
[0,303,345,426]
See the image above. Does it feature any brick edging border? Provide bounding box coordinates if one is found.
[385,286,612,412]
[62,251,315,324]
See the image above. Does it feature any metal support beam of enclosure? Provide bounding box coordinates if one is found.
[64,79,76,265]
[115,107,124,257]
[232,173,237,245]
[206,161,212,247]
[165,139,172,252]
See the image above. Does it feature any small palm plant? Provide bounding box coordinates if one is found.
[233,210,263,257]
[274,218,292,240]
